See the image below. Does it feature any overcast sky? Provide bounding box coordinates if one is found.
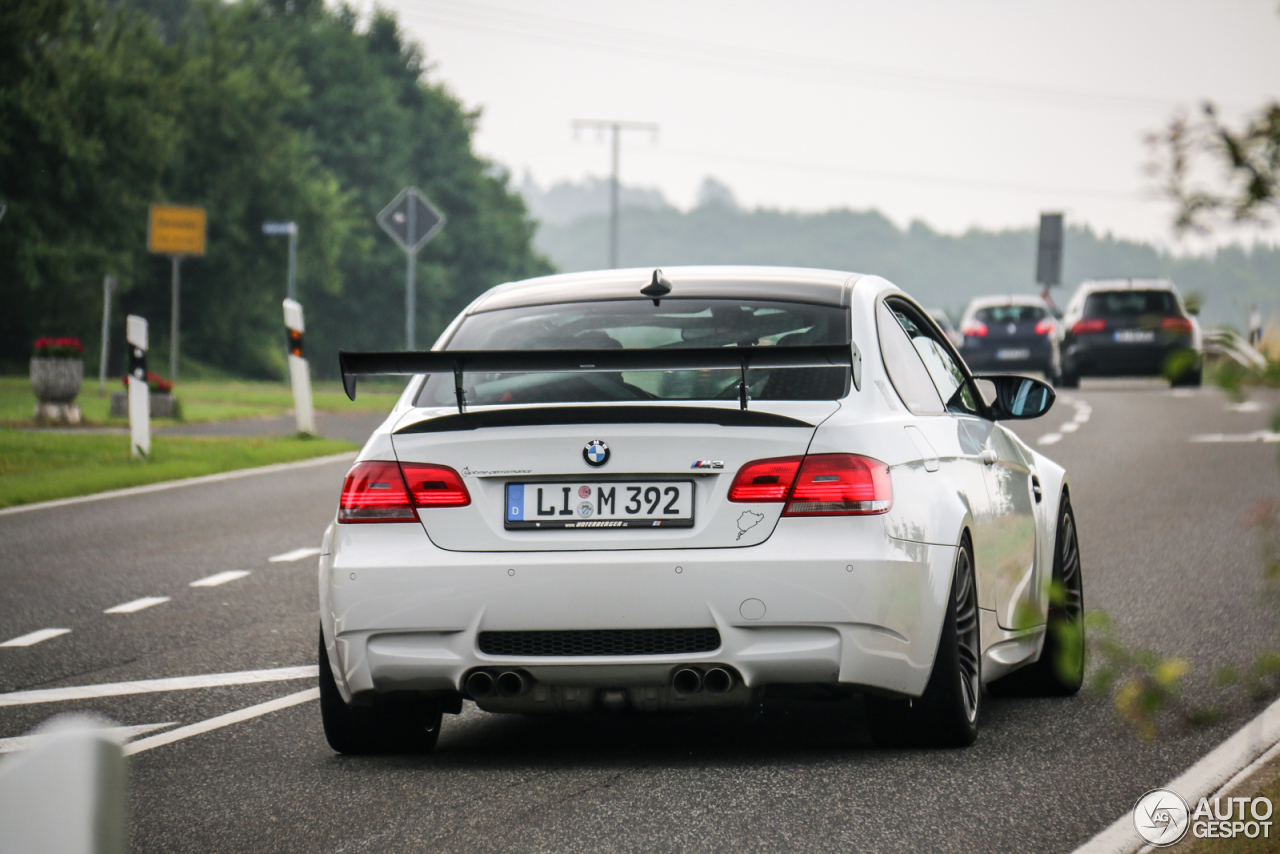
[374,0,1280,249]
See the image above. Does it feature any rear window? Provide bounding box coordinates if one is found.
[414,298,850,407]
[1083,290,1178,316]
[974,305,1046,323]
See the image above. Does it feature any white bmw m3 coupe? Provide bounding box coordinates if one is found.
[319,266,1084,752]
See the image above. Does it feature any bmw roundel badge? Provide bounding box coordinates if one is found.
[583,440,610,467]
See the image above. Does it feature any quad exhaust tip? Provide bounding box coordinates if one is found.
[672,668,703,695]
[703,667,734,695]
[466,670,495,699]
[496,670,529,698]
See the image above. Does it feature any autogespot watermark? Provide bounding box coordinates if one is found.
[1133,788,1275,846]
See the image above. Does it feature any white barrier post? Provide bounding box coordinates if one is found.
[0,714,127,854]
[126,315,150,459]
[282,299,315,435]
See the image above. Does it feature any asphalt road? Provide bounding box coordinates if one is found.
[2,382,1280,853]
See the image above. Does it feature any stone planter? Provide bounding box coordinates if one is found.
[110,391,176,419]
[30,358,84,425]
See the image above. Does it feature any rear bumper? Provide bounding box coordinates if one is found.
[319,517,955,706]
[962,339,1056,374]
[1064,339,1195,377]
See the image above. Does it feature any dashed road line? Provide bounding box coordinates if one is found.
[1191,431,1280,444]
[0,628,71,648]
[1227,400,1263,412]
[104,596,171,614]
[0,665,318,707]
[190,570,251,588]
[1060,422,1079,433]
[269,546,322,563]
[123,688,319,756]
[1038,398,1090,446]
[1038,433,1063,445]
[0,722,177,754]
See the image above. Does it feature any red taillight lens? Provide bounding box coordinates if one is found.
[399,463,470,507]
[1072,318,1106,335]
[1034,318,1057,336]
[1161,316,1193,334]
[339,461,469,523]
[728,456,802,502]
[961,320,988,337]
[728,454,892,516]
[783,454,892,516]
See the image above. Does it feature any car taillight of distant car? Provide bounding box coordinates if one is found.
[1034,319,1057,336]
[1160,317,1193,334]
[1071,318,1106,335]
[960,320,988,337]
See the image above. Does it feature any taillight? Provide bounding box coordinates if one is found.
[399,463,470,507]
[728,456,802,502]
[728,454,892,516]
[1034,318,1057,336]
[339,461,469,523]
[1161,316,1193,334]
[961,320,988,337]
[1072,318,1106,335]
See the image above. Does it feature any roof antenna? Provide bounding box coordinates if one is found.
[641,269,672,305]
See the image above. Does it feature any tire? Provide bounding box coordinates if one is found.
[1058,370,1079,389]
[988,495,1085,697]
[319,629,442,754]
[1171,367,1203,388]
[865,537,981,748]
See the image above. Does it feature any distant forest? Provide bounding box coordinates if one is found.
[531,179,1280,327]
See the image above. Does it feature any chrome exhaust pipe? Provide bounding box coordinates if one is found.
[466,670,495,699]
[496,670,529,698]
[703,667,734,695]
[672,667,703,695]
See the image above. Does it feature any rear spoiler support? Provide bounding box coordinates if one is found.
[338,344,853,414]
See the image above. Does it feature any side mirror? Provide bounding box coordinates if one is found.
[974,375,1055,420]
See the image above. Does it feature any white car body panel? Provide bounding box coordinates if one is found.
[321,267,1069,710]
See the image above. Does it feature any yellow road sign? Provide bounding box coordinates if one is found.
[148,205,206,256]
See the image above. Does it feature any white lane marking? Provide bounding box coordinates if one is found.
[1071,692,1280,854]
[0,452,357,517]
[104,596,170,614]
[0,722,176,754]
[268,547,322,563]
[0,665,318,707]
[1227,400,1263,412]
[1038,433,1063,445]
[190,570,251,588]
[123,688,319,756]
[1191,431,1280,443]
[1,628,71,648]
[1060,422,1079,433]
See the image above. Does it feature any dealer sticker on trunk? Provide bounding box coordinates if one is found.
[505,482,695,529]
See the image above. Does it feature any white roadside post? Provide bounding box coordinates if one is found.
[283,299,315,435]
[126,315,150,459]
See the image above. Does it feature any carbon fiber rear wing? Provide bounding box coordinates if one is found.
[338,344,852,413]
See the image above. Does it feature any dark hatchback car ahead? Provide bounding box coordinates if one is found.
[1058,279,1201,388]
[958,296,1060,382]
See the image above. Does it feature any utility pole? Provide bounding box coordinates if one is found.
[572,120,658,269]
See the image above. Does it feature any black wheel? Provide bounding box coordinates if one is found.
[1058,370,1079,389]
[319,630,442,754]
[865,537,980,747]
[988,495,1085,696]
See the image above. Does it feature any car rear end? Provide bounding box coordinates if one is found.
[959,300,1058,377]
[319,270,946,718]
[1061,285,1198,382]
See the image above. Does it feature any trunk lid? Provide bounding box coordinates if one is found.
[390,401,838,551]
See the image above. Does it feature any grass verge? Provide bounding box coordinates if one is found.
[0,376,404,425]
[1181,770,1280,853]
[0,429,356,509]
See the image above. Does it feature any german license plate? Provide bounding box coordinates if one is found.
[1114,329,1155,343]
[996,348,1030,360]
[505,482,695,529]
